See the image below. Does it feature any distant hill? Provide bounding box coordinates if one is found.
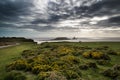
[0,37,35,46]
[0,37,34,42]
[52,37,70,40]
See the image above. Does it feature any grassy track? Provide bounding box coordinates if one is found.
[0,42,37,80]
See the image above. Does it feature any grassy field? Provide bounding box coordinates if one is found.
[0,42,38,80]
[0,42,120,80]
[47,42,120,50]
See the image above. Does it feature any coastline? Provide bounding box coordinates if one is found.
[33,37,120,44]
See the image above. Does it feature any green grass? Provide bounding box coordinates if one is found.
[0,42,38,80]
[45,42,120,50]
[0,42,120,80]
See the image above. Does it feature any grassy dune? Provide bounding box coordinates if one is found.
[0,42,120,80]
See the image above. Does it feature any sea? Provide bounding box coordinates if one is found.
[31,37,120,44]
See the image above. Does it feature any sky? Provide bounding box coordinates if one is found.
[0,0,120,38]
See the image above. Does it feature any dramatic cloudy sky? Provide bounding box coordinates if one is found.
[0,0,120,38]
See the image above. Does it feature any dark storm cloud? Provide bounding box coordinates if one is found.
[0,0,33,21]
[0,0,120,32]
[87,0,120,16]
[36,0,120,28]
[97,16,120,26]
[19,24,55,31]
[47,0,119,17]
[108,16,120,23]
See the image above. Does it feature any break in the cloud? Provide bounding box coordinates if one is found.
[0,0,120,37]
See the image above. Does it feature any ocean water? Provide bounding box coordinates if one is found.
[32,37,120,44]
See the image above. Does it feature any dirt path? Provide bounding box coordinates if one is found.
[0,43,20,49]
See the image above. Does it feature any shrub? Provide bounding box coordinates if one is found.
[21,50,35,58]
[82,51,91,58]
[86,62,98,69]
[79,64,89,70]
[36,71,67,80]
[60,55,80,64]
[36,72,49,80]
[6,59,28,71]
[73,51,84,56]
[51,64,60,71]
[101,54,111,60]
[51,61,65,66]
[55,46,74,56]
[91,51,103,59]
[117,76,120,80]
[4,71,26,80]
[97,60,110,65]
[32,65,51,74]
[83,51,111,60]
[106,50,118,55]
[102,69,119,79]
[64,70,80,79]
[32,55,49,65]
[113,64,120,71]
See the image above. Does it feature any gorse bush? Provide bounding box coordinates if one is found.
[72,50,83,56]
[91,51,103,59]
[101,54,111,60]
[32,55,49,65]
[64,70,80,79]
[86,62,98,69]
[51,64,61,71]
[6,59,29,71]
[51,61,69,70]
[79,64,89,70]
[32,65,51,74]
[106,50,118,55]
[102,64,120,79]
[113,64,120,71]
[4,71,26,80]
[21,50,35,58]
[82,51,91,58]
[36,72,49,80]
[37,71,67,80]
[82,50,110,60]
[60,55,80,64]
[97,60,110,65]
[102,69,119,79]
[55,46,75,56]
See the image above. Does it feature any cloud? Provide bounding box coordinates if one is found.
[0,0,120,37]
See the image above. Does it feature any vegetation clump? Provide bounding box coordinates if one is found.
[55,46,75,56]
[21,50,36,58]
[113,64,120,71]
[97,60,110,65]
[79,64,89,70]
[4,42,120,80]
[106,50,118,55]
[102,69,119,79]
[32,65,51,74]
[60,55,80,64]
[6,59,29,71]
[86,62,98,69]
[102,64,120,79]
[4,71,26,80]
[37,71,67,80]
[82,50,109,60]
[64,70,80,79]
